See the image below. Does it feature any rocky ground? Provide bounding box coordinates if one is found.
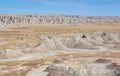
[0,30,120,76]
[0,15,120,76]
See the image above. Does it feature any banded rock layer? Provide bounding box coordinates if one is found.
[36,32,120,51]
[0,15,120,27]
[0,32,120,59]
[45,58,120,76]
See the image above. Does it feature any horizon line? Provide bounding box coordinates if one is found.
[0,14,120,17]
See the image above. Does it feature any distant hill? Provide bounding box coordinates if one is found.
[0,14,120,27]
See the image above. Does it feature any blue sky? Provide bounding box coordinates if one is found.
[0,0,120,16]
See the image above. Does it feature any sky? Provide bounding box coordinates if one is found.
[0,0,120,16]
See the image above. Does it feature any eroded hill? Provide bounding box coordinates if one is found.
[0,15,120,27]
[0,15,120,76]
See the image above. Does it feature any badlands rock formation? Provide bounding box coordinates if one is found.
[45,58,120,76]
[0,49,24,59]
[33,32,120,51]
[0,14,120,76]
[0,32,120,59]
[0,15,120,27]
[0,30,119,76]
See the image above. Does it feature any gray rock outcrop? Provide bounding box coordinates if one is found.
[1,32,120,59]
[45,58,120,76]
[0,15,120,27]
[0,49,24,59]
[35,32,120,51]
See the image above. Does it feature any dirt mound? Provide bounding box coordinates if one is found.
[1,32,120,59]
[0,49,24,59]
[95,58,111,63]
[33,32,120,51]
[34,37,68,51]
[45,58,120,76]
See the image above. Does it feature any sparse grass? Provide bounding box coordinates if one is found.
[0,24,120,49]
[0,51,119,76]
[0,24,120,76]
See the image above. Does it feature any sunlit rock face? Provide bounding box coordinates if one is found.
[36,32,120,51]
[61,32,120,49]
[0,65,27,74]
[0,32,120,59]
[0,15,120,27]
[0,49,24,59]
[45,58,120,76]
